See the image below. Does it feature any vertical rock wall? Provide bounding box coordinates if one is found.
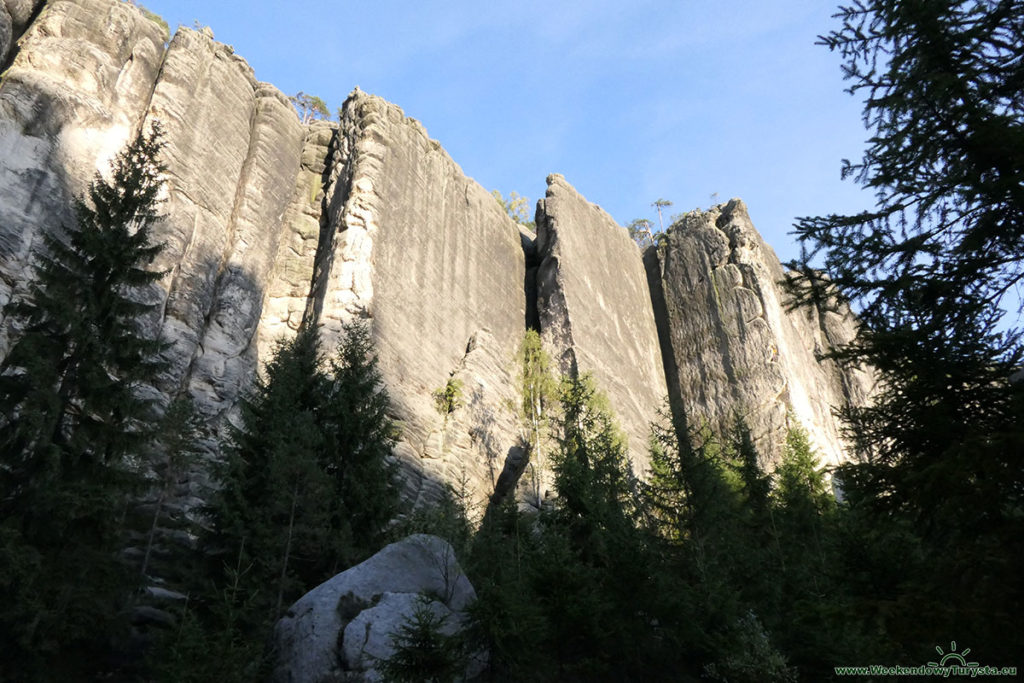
[0,0,165,353]
[535,174,668,471]
[141,28,305,426]
[256,119,335,356]
[648,200,872,466]
[0,0,871,510]
[312,90,528,508]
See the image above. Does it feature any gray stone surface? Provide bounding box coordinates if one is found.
[535,174,669,472]
[310,89,527,508]
[0,0,166,355]
[649,200,873,466]
[6,0,45,30]
[0,0,871,514]
[273,534,480,683]
[1,0,45,63]
[0,3,11,64]
[256,119,336,356]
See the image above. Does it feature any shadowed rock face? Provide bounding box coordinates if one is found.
[0,0,870,514]
[0,0,165,352]
[535,174,669,472]
[648,200,873,467]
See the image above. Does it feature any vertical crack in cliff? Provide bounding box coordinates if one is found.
[643,244,688,437]
[521,226,540,332]
[302,126,346,328]
[132,25,172,141]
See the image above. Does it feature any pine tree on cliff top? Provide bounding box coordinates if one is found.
[0,124,169,678]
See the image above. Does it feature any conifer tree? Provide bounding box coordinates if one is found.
[785,0,1024,660]
[0,124,168,679]
[318,320,400,572]
[202,320,400,654]
[206,325,329,626]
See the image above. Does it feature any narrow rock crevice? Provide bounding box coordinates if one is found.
[521,226,540,332]
[301,126,345,329]
[643,244,688,437]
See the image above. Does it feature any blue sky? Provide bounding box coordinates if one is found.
[140,0,873,262]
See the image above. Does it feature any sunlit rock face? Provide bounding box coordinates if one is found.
[310,90,527,509]
[140,28,305,434]
[535,174,669,473]
[646,200,873,467]
[0,0,871,512]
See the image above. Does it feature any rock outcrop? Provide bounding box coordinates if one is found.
[535,174,669,471]
[0,0,870,516]
[0,0,165,352]
[0,0,46,64]
[311,90,527,509]
[140,27,305,433]
[273,534,484,683]
[646,200,873,466]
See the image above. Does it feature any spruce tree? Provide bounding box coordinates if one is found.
[199,320,400,666]
[318,320,400,571]
[785,0,1024,660]
[0,125,168,680]
[206,325,329,628]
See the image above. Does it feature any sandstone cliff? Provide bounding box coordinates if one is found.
[0,0,871,513]
[311,89,527,508]
[646,200,873,466]
[535,174,669,472]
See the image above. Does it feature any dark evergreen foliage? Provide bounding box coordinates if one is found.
[0,125,168,680]
[161,320,401,677]
[377,595,467,683]
[784,0,1024,662]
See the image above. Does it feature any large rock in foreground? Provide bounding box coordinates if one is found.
[272,534,483,683]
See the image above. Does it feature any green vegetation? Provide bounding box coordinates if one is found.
[516,330,556,503]
[626,217,655,247]
[0,125,169,680]
[159,321,402,678]
[378,595,468,683]
[785,0,1024,663]
[2,0,1021,678]
[491,189,535,230]
[433,376,464,416]
[290,91,330,124]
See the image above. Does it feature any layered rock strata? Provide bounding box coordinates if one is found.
[535,174,669,471]
[647,200,873,466]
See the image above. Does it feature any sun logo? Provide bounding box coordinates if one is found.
[927,641,979,668]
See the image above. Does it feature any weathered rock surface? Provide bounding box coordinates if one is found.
[273,534,484,683]
[0,0,872,514]
[1,0,45,63]
[311,90,527,509]
[256,119,335,356]
[0,0,165,353]
[142,29,305,425]
[648,200,873,466]
[535,174,669,471]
